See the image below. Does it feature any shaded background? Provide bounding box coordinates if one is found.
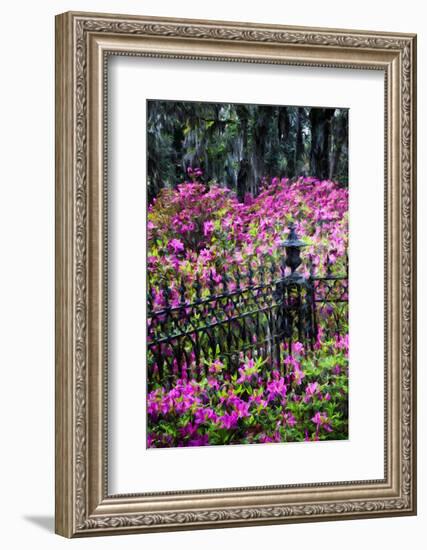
[147,100,348,202]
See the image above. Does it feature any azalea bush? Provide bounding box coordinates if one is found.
[147,173,349,447]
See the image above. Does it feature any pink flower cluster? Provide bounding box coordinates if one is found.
[147,335,348,448]
[148,177,348,310]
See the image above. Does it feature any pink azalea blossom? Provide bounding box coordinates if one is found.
[311,411,333,432]
[168,238,185,254]
[203,220,215,237]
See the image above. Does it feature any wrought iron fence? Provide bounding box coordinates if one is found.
[147,225,348,390]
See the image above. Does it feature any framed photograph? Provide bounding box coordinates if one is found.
[55,11,417,537]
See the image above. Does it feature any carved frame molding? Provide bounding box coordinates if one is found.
[55,12,416,537]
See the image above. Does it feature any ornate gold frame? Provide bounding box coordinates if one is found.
[55,11,417,537]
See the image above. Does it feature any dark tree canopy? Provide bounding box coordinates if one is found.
[147,100,348,202]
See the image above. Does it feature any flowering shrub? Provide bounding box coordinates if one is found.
[147,175,348,447]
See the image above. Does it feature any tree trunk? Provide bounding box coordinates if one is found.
[309,108,336,179]
[251,106,270,195]
[295,107,305,175]
[329,110,348,182]
[236,105,250,201]
[286,108,295,176]
[237,159,250,202]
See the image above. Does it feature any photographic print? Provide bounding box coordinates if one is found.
[147,100,349,449]
[56,12,416,536]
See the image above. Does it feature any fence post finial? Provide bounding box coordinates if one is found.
[283,222,307,281]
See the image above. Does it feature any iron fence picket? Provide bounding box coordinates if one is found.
[148,273,347,390]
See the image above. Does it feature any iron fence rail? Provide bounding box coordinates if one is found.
[147,258,348,390]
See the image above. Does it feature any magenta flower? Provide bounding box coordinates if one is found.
[304,382,319,403]
[219,411,239,430]
[168,238,185,254]
[234,399,250,418]
[283,412,297,428]
[194,407,218,425]
[236,358,257,383]
[305,382,319,400]
[199,248,213,262]
[152,288,165,310]
[259,434,274,443]
[332,365,341,375]
[147,399,159,418]
[187,434,209,446]
[244,193,254,205]
[292,363,305,386]
[292,342,304,355]
[266,377,287,400]
[203,220,215,237]
[208,359,224,374]
[284,355,299,370]
[206,377,220,390]
[311,411,333,432]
